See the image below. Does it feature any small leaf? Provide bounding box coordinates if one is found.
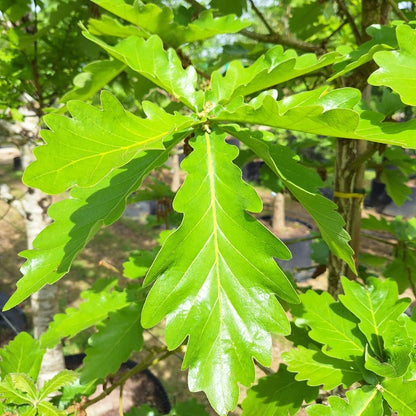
[60,59,127,103]
[81,301,144,383]
[123,248,159,279]
[0,375,32,405]
[83,33,204,111]
[24,91,195,193]
[369,25,416,106]
[291,290,366,361]
[283,346,362,390]
[37,400,66,416]
[365,320,413,378]
[381,378,416,415]
[38,370,78,401]
[307,386,383,416]
[10,373,37,399]
[40,281,129,348]
[241,364,318,416]
[0,332,45,381]
[339,277,410,357]
[142,129,298,415]
[381,169,411,207]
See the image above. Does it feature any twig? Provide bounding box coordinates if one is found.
[248,0,275,35]
[335,0,362,44]
[82,347,180,410]
[240,29,324,53]
[183,0,323,53]
[386,0,409,22]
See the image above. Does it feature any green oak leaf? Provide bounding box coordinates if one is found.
[369,25,416,106]
[4,136,184,311]
[0,332,45,381]
[307,386,383,416]
[382,378,416,415]
[38,370,78,400]
[123,247,160,279]
[214,88,416,148]
[81,301,145,383]
[10,373,37,399]
[291,290,366,361]
[40,280,129,348]
[207,46,338,105]
[24,91,195,193]
[83,32,204,111]
[0,375,32,406]
[381,169,411,206]
[365,320,413,378]
[60,59,127,104]
[90,0,250,48]
[141,129,298,415]
[222,125,356,272]
[241,364,318,416]
[282,346,362,390]
[88,14,148,39]
[339,277,410,358]
[37,401,66,416]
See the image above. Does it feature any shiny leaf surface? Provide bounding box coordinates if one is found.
[369,25,416,106]
[142,129,298,415]
[24,91,195,193]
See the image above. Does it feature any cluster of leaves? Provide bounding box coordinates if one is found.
[0,332,77,415]
[243,278,416,415]
[1,0,416,415]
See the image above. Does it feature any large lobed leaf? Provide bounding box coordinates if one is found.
[369,25,416,106]
[4,135,185,311]
[24,91,196,194]
[222,125,356,272]
[83,32,205,111]
[90,0,250,48]
[214,88,416,148]
[208,47,338,105]
[141,129,298,415]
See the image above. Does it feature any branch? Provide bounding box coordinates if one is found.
[386,0,409,22]
[248,0,275,35]
[240,29,324,53]
[81,346,182,410]
[335,0,362,44]
[183,0,323,53]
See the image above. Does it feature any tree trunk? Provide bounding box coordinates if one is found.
[327,0,391,297]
